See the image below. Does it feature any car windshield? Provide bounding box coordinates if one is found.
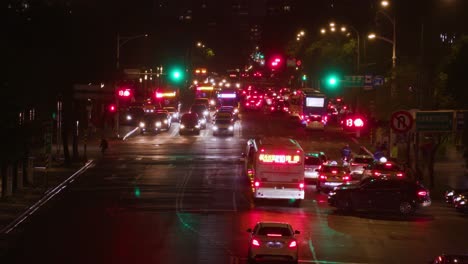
[257,227,292,236]
[215,119,231,124]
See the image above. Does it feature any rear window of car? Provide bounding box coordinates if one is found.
[305,156,321,166]
[374,163,402,171]
[191,105,207,111]
[257,227,292,236]
[353,158,374,164]
[322,166,348,173]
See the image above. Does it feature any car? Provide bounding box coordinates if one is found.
[453,192,468,213]
[362,160,406,180]
[316,162,352,193]
[163,106,180,122]
[139,114,159,134]
[349,155,375,177]
[304,153,323,182]
[217,105,239,119]
[179,113,201,135]
[247,222,300,264]
[328,178,431,215]
[444,188,468,205]
[212,118,234,136]
[193,98,210,108]
[269,100,290,114]
[153,111,172,131]
[430,254,468,263]
[190,104,210,123]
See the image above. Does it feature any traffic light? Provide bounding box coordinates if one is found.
[108,104,117,112]
[168,67,184,83]
[302,74,307,81]
[343,116,365,129]
[322,73,341,90]
[269,56,283,69]
[117,88,132,98]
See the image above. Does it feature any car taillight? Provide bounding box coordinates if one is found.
[246,103,250,106]
[254,181,260,187]
[252,239,260,247]
[351,163,357,166]
[373,171,381,176]
[299,183,304,189]
[343,176,350,181]
[319,175,327,180]
[270,107,274,111]
[396,173,404,177]
[418,190,428,196]
[318,165,322,170]
[288,240,297,248]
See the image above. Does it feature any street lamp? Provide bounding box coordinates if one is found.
[381,0,390,7]
[374,1,396,68]
[116,33,148,69]
[368,31,396,68]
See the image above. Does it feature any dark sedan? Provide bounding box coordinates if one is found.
[328,178,431,215]
[179,113,201,135]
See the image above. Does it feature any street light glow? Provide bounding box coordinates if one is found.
[197,42,202,47]
[331,27,336,32]
[320,29,326,34]
[330,22,335,27]
[381,1,389,7]
[341,27,347,32]
[300,30,305,36]
[368,33,376,39]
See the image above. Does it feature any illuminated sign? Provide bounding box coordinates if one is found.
[117,89,132,97]
[196,86,214,91]
[258,154,301,164]
[306,97,325,107]
[217,93,236,99]
[155,92,176,98]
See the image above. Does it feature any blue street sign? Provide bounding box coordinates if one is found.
[373,76,384,86]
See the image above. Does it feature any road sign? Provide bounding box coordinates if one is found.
[343,75,364,87]
[373,76,384,86]
[416,111,454,132]
[391,111,414,133]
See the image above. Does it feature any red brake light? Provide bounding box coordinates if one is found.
[343,176,350,181]
[331,170,337,174]
[254,181,260,187]
[373,171,381,176]
[252,239,260,247]
[299,183,304,189]
[267,234,282,237]
[418,191,428,196]
[288,240,297,248]
[318,165,322,170]
[396,173,404,177]
[385,163,392,167]
[319,175,327,180]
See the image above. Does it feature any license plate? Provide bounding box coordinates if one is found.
[267,242,283,248]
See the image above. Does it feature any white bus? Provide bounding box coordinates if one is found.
[289,88,328,130]
[244,137,305,205]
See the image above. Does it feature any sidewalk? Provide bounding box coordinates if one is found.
[0,125,138,256]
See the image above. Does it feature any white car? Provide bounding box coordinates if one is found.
[349,155,374,176]
[247,222,300,264]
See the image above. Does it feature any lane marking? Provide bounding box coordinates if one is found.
[123,127,139,141]
[1,160,94,234]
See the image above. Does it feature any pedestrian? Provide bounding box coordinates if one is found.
[100,137,108,154]
[341,144,352,162]
[390,143,398,159]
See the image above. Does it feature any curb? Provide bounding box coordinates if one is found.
[0,160,95,235]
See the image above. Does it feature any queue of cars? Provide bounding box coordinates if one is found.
[444,188,468,214]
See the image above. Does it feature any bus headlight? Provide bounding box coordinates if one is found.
[139,122,145,128]
[180,124,185,129]
[234,108,239,113]
[195,125,200,128]
[203,110,209,116]
[213,126,218,131]
[126,115,132,120]
[164,120,168,124]
[200,119,206,124]
[228,126,234,131]
[210,100,215,105]
[156,121,162,127]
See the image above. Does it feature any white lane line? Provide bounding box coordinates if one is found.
[135,157,143,161]
[2,160,94,234]
[123,127,140,141]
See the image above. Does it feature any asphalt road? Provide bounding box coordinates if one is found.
[3,111,468,264]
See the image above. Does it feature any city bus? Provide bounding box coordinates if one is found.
[243,137,305,206]
[290,88,328,130]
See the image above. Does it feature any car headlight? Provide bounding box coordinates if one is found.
[139,122,145,128]
[328,191,336,196]
[126,115,132,120]
[203,110,209,116]
[195,125,200,128]
[213,126,218,131]
[234,108,239,113]
[156,121,162,127]
[210,100,215,105]
[460,201,466,205]
[446,191,455,197]
[228,125,234,131]
[200,119,206,124]
[164,120,168,124]
[180,124,185,129]
[173,113,178,118]
[455,196,462,202]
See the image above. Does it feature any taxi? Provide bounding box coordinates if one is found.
[316,161,352,193]
[362,157,405,180]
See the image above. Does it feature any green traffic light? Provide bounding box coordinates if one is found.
[325,74,340,88]
[169,67,184,83]
[302,75,307,81]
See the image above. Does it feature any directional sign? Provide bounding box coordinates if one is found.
[373,76,384,86]
[416,111,453,132]
[391,111,414,133]
[343,76,364,87]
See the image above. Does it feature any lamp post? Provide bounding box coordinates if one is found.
[116,33,148,70]
[376,1,396,68]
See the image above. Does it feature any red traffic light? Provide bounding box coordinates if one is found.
[117,88,132,97]
[345,117,365,128]
[108,104,117,112]
[354,118,364,127]
[269,56,283,68]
